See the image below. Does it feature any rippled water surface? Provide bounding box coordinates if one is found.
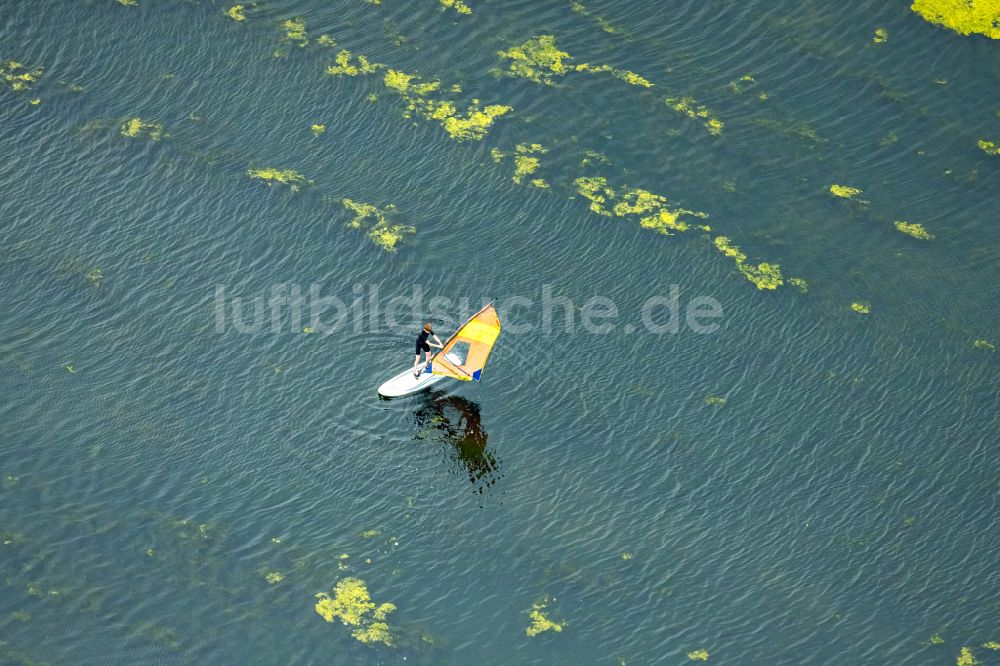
[2,1,999,664]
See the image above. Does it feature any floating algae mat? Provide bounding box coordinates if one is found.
[315,578,397,645]
[247,167,311,191]
[495,35,652,88]
[0,60,43,94]
[911,0,1000,39]
[492,143,549,186]
[342,198,414,252]
[382,68,512,141]
[525,596,564,637]
[120,118,166,140]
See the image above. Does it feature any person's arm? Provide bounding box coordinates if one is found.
[431,334,443,348]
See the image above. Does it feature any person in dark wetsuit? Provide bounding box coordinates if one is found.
[414,322,443,377]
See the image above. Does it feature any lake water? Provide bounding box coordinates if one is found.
[1,1,999,664]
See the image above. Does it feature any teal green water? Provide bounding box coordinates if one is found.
[2,1,999,664]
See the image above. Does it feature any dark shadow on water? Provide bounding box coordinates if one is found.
[413,391,503,499]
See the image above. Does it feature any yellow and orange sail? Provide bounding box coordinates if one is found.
[431,303,502,382]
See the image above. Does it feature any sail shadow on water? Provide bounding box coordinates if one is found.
[412,391,503,499]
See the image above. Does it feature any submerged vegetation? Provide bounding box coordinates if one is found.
[570,2,621,34]
[315,577,396,645]
[226,5,246,21]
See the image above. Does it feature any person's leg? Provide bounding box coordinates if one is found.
[413,353,422,374]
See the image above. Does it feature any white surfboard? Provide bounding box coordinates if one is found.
[378,304,502,399]
[377,353,462,398]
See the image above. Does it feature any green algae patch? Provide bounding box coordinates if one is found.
[311,124,326,135]
[574,176,707,238]
[620,551,633,560]
[513,143,548,184]
[265,571,284,584]
[705,395,726,406]
[874,28,889,43]
[576,63,653,88]
[575,176,614,214]
[496,36,652,88]
[983,642,1000,650]
[496,35,571,85]
[117,0,137,5]
[665,97,723,135]
[713,237,784,290]
[443,104,512,140]
[226,5,246,21]
[979,140,1000,156]
[326,50,382,77]
[121,118,166,141]
[1,60,44,94]
[829,184,866,201]
[382,69,512,141]
[728,74,758,95]
[247,167,310,192]
[911,0,1000,39]
[973,339,996,351]
[315,578,396,646]
[957,646,978,666]
[789,277,809,293]
[342,198,414,252]
[281,18,309,47]
[851,302,871,314]
[688,650,709,661]
[526,597,564,637]
[931,633,946,645]
[895,221,934,239]
[495,143,549,184]
[440,0,472,14]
